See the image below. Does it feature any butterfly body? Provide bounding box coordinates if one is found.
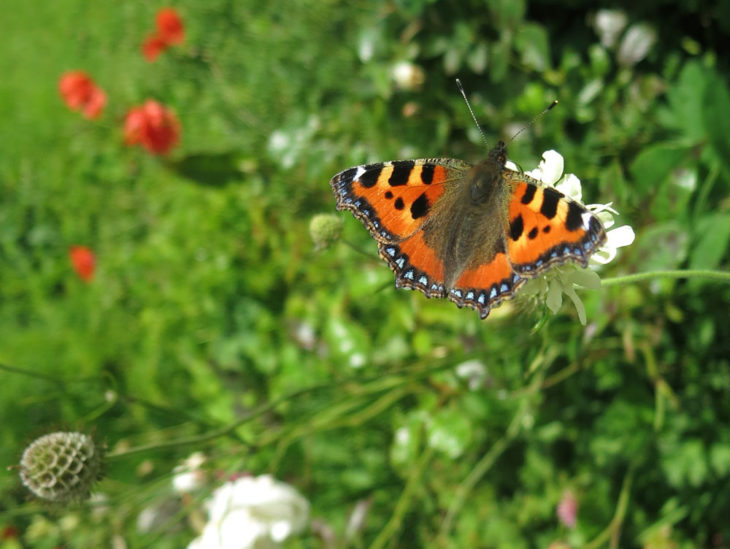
[330,141,606,319]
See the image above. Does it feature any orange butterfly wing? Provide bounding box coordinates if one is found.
[330,158,470,243]
[504,174,606,275]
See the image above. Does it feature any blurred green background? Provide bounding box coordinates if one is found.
[2,0,729,547]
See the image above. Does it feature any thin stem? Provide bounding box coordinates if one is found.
[601,269,730,287]
[108,358,458,459]
[584,463,637,549]
[370,445,435,549]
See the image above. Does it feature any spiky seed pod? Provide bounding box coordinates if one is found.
[19,432,103,502]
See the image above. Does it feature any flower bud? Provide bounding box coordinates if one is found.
[20,432,103,502]
[309,214,342,250]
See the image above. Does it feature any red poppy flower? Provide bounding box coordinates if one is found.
[124,100,181,155]
[58,71,107,119]
[142,34,168,62]
[156,8,185,45]
[69,246,96,282]
[141,8,184,62]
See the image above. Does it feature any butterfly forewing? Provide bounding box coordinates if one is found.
[330,158,471,243]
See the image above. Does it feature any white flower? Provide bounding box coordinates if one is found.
[454,360,488,391]
[617,24,656,67]
[593,9,628,48]
[520,150,634,324]
[391,61,425,91]
[188,475,309,549]
[173,452,207,494]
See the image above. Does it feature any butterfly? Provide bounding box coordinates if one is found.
[330,140,607,319]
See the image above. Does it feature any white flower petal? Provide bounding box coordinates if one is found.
[190,475,310,549]
[618,24,656,67]
[606,225,635,249]
[555,173,582,202]
[455,360,488,391]
[594,9,627,48]
[591,246,617,265]
[538,150,564,185]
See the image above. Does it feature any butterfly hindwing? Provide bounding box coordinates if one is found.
[378,232,447,298]
[504,174,607,275]
[449,249,525,319]
[330,158,471,243]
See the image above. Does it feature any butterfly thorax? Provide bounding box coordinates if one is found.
[469,141,507,204]
[422,143,511,289]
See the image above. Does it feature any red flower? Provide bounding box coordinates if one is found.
[124,100,181,155]
[58,71,107,119]
[141,8,184,62]
[69,246,96,282]
[142,34,168,62]
[156,8,185,45]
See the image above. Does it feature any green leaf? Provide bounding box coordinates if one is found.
[514,23,550,72]
[689,213,730,270]
[657,60,708,141]
[710,443,730,476]
[703,71,730,167]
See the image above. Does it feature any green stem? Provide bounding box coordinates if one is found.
[584,463,637,549]
[601,269,730,287]
[107,359,457,459]
[370,446,435,549]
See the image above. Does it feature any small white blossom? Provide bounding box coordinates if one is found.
[593,9,628,48]
[617,24,656,67]
[391,61,425,91]
[455,360,488,391]
[525,150,564,185]
[188,475,309,549]
[173,452,207,494]
[520,150,634,324]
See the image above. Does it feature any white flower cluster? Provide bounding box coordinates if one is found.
[512,150,635,324]
[188,474,309,549]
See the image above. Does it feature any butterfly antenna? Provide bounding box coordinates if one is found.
[509,99,559,143]
[456,79,489,147]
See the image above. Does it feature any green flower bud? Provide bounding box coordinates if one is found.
[309,214,342,250]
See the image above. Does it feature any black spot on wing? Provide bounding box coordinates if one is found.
[565,201,584,231]
[521,183,537,204]
[410,192,429,219]
[385,191,393,199]
[359,164,383,188]
[540,187,562,219]
[394,197,405,210]
[509,214,524,241]
[420,164,435,184]
[543,225,551,233]
[389,160,415,186]
[528,227,538,239]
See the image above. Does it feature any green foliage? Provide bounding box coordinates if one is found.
[1,0,729,547]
